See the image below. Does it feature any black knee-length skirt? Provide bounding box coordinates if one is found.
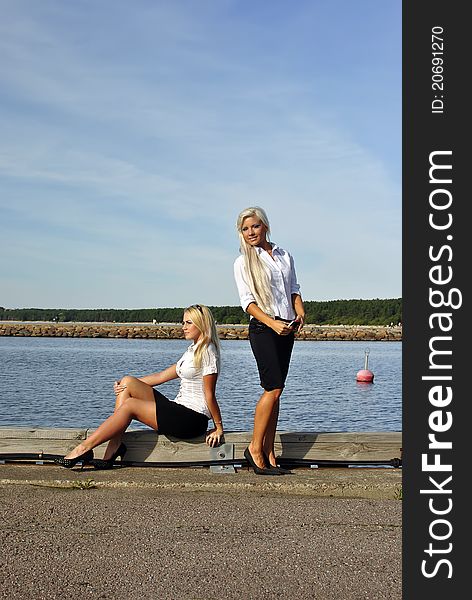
[248,318,295,391]
[153,389,209,439]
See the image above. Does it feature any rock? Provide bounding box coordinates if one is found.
[0,322,402,341]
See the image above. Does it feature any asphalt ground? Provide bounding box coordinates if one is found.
[0,464,402,600]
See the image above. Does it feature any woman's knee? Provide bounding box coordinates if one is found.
[120,375,138,387]
[261,388,282,407]
[266,388,283,401]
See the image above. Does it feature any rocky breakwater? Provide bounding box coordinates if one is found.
[0,322,402,341]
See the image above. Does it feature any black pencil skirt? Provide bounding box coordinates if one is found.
[248,318,295,391]
[153,389,209,439]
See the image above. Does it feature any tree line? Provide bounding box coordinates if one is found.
[0,298,402,326]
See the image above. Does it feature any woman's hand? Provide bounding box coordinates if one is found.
[113,380,127,395]
[205,427,224,447]
[270,319,293,336]
[293,315,305,333]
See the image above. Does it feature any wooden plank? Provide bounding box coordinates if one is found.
[0,427,87,440]
[105,431,212,463]
[227,431,402,444]
[0,427,401,463]
[0,427,88,455]
[228,432,402,461]
[217,432,402,462]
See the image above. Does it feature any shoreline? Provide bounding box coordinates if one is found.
[0,321,402,341]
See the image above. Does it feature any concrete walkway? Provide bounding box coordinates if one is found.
[0,464,402,600]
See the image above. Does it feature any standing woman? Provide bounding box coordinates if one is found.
[234,207,305,475]
[54,304,224,469]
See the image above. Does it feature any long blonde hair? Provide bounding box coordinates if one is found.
[236,206,273,316]
[184,304,221,370]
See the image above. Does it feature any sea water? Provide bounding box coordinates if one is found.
[0,337,401,432]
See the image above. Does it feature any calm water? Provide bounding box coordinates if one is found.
[0,337,401,432]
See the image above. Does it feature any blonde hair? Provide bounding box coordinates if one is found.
[236,206,274,316]
[184,304,221,370]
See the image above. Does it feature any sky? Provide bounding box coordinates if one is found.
[0,0,401,310]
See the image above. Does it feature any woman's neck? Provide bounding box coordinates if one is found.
[257,239,272,253]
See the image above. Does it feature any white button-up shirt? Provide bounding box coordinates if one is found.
[233,243,301,320]
[173,342,219,418]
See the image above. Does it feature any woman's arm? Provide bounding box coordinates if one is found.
[203,373,224,447]
[246,302,293,336]
[138,365,178,386]
[113,365,178,396]
[114,365,178,392]
[233,257,256,312]
[292,293,306,330]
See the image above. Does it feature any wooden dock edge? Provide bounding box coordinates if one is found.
[0,428,402,464]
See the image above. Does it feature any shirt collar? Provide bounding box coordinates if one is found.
[254,242,280,255]
[187,340,205,352]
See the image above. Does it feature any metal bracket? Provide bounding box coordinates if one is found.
[209,443,235,474]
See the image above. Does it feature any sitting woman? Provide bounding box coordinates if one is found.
[54,304,224,470]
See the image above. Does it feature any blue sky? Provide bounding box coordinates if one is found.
[0,0,401,309]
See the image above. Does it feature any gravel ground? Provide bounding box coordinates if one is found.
[0,464,402,600]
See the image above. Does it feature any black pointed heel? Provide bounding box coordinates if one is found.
[263,452,291,475]
[91,443,127,470]
[53,449,94,469]
[244,447,282,476]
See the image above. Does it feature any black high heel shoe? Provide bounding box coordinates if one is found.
[263,452,291,475]
[53,449,94,469]
[91,443,127,470]
[244,447,282,476]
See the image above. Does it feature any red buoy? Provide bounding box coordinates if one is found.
[356,349,374,383]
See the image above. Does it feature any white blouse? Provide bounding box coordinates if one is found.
[172,342,219,418]
[233,242,301,321]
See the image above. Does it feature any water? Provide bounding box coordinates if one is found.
[0,337,401,432]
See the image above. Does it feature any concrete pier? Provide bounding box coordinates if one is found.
[0,428,402,598]
[0,463,402,599]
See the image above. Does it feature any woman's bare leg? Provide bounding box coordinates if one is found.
[248,389,282,469]
[102,375,155,459]
[64,394,158,460]
[263,398,280,466]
